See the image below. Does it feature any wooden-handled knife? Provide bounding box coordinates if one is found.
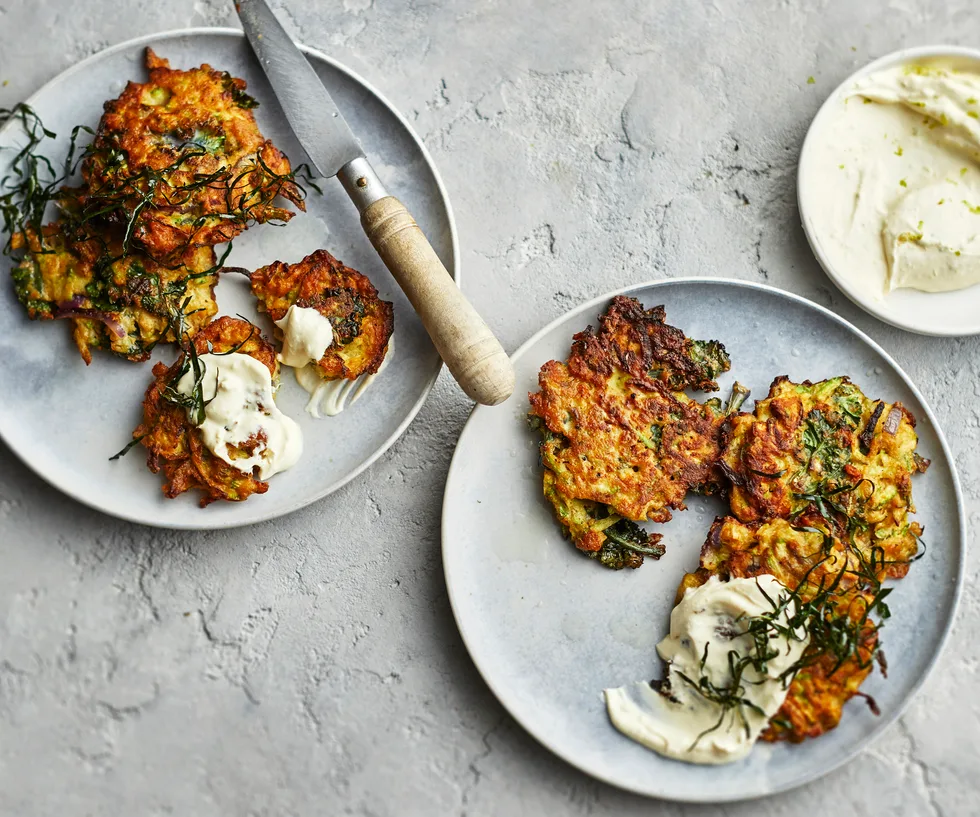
[234,0,515,406]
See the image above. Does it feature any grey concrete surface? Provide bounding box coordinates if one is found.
[0,1,977,814]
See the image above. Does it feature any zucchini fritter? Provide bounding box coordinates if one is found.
[250,249,394,380]
[528,297,735,568]
[677,515,879,743]
[81,49,304,263]
[134,316,275,506]
[720,376,929,579]
[11,223,218,363]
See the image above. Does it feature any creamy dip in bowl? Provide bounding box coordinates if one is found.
[799,45,980,336]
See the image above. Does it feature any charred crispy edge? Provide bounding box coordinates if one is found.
[572,296,730,392]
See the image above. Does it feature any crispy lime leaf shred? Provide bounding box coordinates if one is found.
[0,104,91,255]
[0,104,321,269]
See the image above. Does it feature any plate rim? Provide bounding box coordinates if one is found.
[441,276,966,802]
[797,43,980,337]
[0,26,459,530]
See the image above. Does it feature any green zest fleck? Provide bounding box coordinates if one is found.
[899,179,907,188]
[962,167,969,176]
[894,146,903,156]
[897,232,923,243]
[963,200,980,214]
[968,97,978,104]
[839,163,846,170]
[969,111,979,119]
[807,76,816,84]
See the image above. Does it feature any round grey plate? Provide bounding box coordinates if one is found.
[0,28,457,529]
[442,279,964,802]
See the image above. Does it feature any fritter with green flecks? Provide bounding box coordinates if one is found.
[80,48,305,263]
[540,466,665,570]
[133,316,275,506]
[10,222,218,364]
[720,376,929,579]
[249,249,393,381]
[676,515,883,744]
[528,297,742,569]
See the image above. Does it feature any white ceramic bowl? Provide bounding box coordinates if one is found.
[798,44,980,336]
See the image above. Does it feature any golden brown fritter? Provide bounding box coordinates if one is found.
[81,48,304,263]
[133,316,275,506]
[11,222,218,363]
[720,376,929,579]
[678,515,879,743]
[528,297,737,568]
[250,249,394,380]
[532,359,728,521]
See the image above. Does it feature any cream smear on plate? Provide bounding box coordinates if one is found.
[805,61,980,297]
[604,575,808,765]
[176,352,303,479]
[295,335,395,419]
[273,304,393,418]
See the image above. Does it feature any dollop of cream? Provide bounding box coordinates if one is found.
[883,181,980,291]
[274,305,335,368]
[855,65,980,163]
[176,353,303,480]
[295,335,395,419]
[604,575,808,765]
[801,60,980,298]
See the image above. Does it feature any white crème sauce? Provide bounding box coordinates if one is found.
[803,62,980,296]
[274,304,336,369]
[176,353,303,480]
[604,575,808,765]
[294,334,395,419]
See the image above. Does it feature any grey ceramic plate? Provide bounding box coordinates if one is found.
[442,279,964,802]
[0,28,457,529]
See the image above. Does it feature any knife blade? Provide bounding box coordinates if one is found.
[234,0,515,407]
[235,0,362,178]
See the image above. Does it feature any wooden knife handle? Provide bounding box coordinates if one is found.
[361,195,515,406]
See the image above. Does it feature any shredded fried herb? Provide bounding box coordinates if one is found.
[0,104,91,255]
[1,104,321,271]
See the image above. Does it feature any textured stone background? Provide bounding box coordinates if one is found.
[1,1,977,814]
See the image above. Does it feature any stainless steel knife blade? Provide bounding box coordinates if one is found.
[233,0,516,406]
[235,0,363,178]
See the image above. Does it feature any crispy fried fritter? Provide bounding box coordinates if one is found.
[10,222,218,363]
[720,376,929,579]
[250,249,394,380]
[584,296,732,392]
[677,515,878,743]
[528,297,736,568]
[81,48,304,263]
[134,316,275,506]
